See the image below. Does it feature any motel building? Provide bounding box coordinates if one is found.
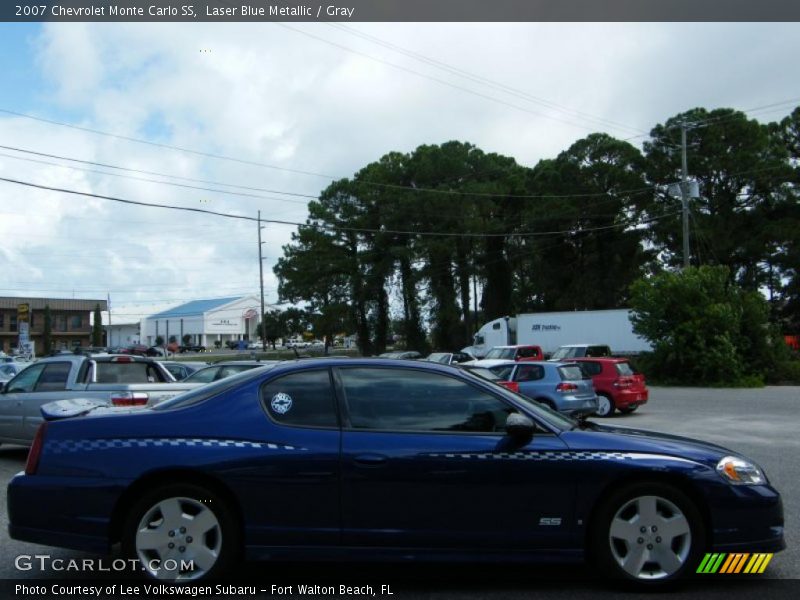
[140,296,263,349]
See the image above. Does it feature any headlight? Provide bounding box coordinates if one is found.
[716,456,766,485]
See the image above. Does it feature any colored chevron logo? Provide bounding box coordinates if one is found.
[697,553,773,574]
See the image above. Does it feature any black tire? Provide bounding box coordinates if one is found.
[595,393,616,418]
[591,482,705,585]
[122,483,240,582]
[619,406,639,415]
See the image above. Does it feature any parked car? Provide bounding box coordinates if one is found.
[0,362,25,384]
[424,352,474,365]
[120,344,149,356]
[179,344,206,353]
[378,351,422,360]
[476,345,544,362]
[458,364,520,393]
[549,344,613,361]
[567,357,648,417]
[160,361,208,382]
[0,355,198,446]
[488,360,598,417]
[182,361,278,384]
[11,359,784,584]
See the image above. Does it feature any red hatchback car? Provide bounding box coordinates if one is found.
[569,357,648,417]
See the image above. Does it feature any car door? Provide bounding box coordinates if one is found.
[17,361,73,441]
[513,363,547,399]
[337,366,574,551]
[240,368,342,547]
[0,363,47,442]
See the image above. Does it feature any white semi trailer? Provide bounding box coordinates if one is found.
[462,309,652,358]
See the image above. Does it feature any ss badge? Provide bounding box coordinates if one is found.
[539,517,562,526]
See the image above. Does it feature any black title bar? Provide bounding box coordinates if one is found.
[3,0,800,22]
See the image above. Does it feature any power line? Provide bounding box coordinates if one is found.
[327,23,646,136]
[0,151,312,205]
[0,143,319,200]
[0,175,679,239]
[0,108,335,180]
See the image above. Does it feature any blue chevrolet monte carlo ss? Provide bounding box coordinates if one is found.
[7,359,784,583]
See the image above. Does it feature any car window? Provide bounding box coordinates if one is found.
[463,367,501,382]
[586,345,611,357]
[550,347,577,360]
[485,348,515,360]
[580,361,603,376]
[261,369,338,428]
[35,362,71,391]
[558,365,585,381]
[5,363,46,393]
[489,364,514,380]
[339,367,514,433]
[164,364,186,379]
[517,347,538,359]
[93,362,163,384]
[427,353,448,364]
[218,365,258,379]
[615,361,635,376]
[515,364,544,382]
[184,367,220,383]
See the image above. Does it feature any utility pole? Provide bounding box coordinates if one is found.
[107,292,111,346]
[257,210,266,352]
[680,123,691,270]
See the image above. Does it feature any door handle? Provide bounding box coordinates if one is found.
[353,453,388,467]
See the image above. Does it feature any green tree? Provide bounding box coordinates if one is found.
[92,304,103,347]
[643,108,793,288]
[629,266,780,385]
[182,334,191,346]
[155,335,164,347]
[257,309,285,349]
[42,305,52,355]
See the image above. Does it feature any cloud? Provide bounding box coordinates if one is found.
[0,21,798,321]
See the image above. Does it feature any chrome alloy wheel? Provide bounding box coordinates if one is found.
[595,395,613,417]
[608,495,692,580]
[135,496,222,581]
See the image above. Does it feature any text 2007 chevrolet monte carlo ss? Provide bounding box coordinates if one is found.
[7,359,784,583]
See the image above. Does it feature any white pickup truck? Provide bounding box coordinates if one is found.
[0,354,200,446]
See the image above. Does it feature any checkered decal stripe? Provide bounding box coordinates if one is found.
[46,438,303,454]
[425,451,678,462]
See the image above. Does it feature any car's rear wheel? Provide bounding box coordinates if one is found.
[595,393,615,417]
[592,482,704,584]
[123,483,239,582]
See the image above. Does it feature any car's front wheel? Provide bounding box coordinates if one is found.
[592,482,705,584]
[123,483,239,581]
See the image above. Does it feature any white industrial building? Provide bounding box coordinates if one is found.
[106,322,140,347]
[140,295,263,348]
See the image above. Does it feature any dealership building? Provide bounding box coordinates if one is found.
[139,295,263,348]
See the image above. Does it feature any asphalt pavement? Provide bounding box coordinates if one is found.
[0,385,797,593]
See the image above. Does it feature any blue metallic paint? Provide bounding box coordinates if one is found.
[7,359,785,564]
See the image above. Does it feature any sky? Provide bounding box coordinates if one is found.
[0,21,798,324]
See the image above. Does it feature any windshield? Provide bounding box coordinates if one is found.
[549,347,576,360]
[427,353,449,364]
[485,348,515,360]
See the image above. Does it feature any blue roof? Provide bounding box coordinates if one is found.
[149,297,243,319]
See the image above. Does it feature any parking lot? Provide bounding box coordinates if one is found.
[0,385,796,588]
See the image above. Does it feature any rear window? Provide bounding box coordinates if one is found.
[586,345,612,357]
[485,348,515,360]
[517,346,540,359]
[558,365,585,381]
[489,365,514,380]
[615,361,635,376]
[93,362,167,383]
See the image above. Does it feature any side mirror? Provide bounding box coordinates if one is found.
[505,412,535,439]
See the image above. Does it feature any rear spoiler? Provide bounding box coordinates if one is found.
[41,398,106,421]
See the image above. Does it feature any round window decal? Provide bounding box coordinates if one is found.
[271,392,293,414]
